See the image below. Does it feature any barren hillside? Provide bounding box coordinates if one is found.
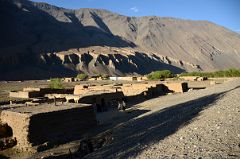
[1,0,240,80]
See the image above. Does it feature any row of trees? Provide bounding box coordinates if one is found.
[180,68,240,78]
[147,68,240,80]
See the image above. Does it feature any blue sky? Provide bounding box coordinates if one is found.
[31,0,240,32]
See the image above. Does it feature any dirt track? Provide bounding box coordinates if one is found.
[85,78,240,159]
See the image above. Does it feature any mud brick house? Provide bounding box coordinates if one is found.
[0,103,96,151]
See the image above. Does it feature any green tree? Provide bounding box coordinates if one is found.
[147,70,174,80]
[77,73,88,80]
[180,68,240,78]
[50,78,64,89]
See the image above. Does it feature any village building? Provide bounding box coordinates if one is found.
[109,76,148,81]
[9,87,73,99]
[163,82,188,93]
[0,103,96,151]
[62,77,75,82]
[180,76,208,81]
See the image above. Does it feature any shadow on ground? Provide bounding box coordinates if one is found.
[25,87,237,159]
[44,91,227,158]
[0,154,9,159]
[81,91,227,158]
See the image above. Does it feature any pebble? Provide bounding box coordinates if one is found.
[86,80,240,159]
[180,137,185,140]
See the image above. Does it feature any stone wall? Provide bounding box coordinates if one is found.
[180,76,207,81]
[146,84,165,97]
[9,88,73,99]
[1,104,96,151]
[120,83,161,96]
[9,91,41,98]
[23,88,41,92]
[179,76,199,81]
[163,82,188,93]
[78,92,124,111]
[121,83,165,101]
[63,77,74,82]
[1,111,30,150]
[74,85,91,95]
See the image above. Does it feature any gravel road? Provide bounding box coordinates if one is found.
[85,78,240,159]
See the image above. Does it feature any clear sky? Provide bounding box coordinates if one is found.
[31,0,240,32]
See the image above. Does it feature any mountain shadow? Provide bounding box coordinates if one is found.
[0,0,136,80]
[0,0,135,54]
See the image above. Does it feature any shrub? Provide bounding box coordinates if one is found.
[101,74,109,79]
[77,73,88,80]
[147,70,174,80]
[180,68,240,78]
[50,78,64,89]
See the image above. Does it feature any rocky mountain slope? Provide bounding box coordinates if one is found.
[1,0,240,80]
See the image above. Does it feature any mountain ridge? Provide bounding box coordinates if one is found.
[1,0,240,80]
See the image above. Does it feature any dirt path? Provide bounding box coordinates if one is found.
[85,78,240,159]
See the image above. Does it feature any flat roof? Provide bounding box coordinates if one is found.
[1,103,91,115]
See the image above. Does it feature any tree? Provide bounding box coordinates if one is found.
[147,70,174,80]
[77,73,88,80]
[50,78,64,89]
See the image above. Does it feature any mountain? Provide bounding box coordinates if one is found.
[1,0,240,80]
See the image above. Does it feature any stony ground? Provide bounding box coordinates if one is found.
[0,78,238,158]
[85,78,240,159]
